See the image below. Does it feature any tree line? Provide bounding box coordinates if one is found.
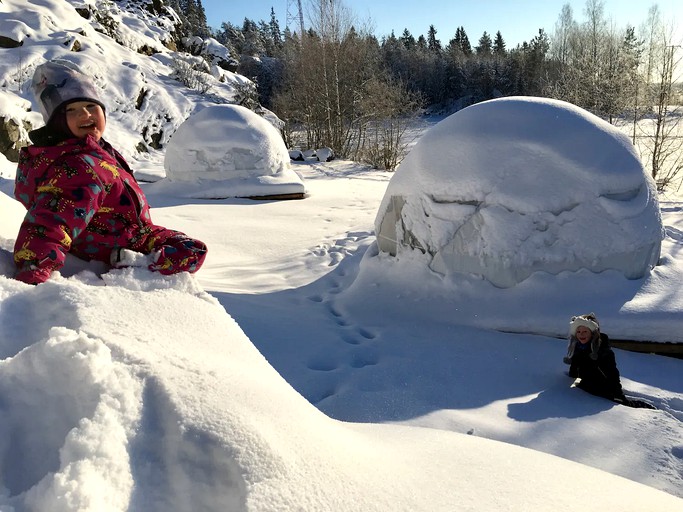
[170,0,682,189]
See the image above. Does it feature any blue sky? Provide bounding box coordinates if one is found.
[201,0,681,48]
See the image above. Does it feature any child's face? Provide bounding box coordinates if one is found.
[65,101,106,141]
[575,326,593,344]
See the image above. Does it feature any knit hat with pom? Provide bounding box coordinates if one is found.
[31,61,105,124]
[563,313,601,363]
[568,313,599,337]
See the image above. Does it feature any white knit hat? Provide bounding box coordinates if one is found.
[31,61,105,124]
[568,313,599,336]
[564,313,601,363]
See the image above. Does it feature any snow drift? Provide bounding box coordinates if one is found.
[0,264,680,511]
[375,96,664,287]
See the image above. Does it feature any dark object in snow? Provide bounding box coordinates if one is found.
[0,35,23,48]
[608,339,683,358]
[289,149,304,161]
[614,396,657,409]
[246,192,306,201]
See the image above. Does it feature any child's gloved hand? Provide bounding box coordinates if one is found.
[15,265,51,285]
[110,248,159,269]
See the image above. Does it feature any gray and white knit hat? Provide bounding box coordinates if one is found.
[564,313,601,363]
[31,61,105,124]
[568,313,599,336]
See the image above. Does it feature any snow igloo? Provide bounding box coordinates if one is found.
[163,104,306,199]
[375,96,664,288]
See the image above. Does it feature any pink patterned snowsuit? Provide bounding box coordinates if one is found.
[13,134,207,284]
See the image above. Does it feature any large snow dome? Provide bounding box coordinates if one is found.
[375,97,664,288]
[162,104,306,199]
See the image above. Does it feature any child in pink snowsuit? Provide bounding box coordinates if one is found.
[13,61,207,284]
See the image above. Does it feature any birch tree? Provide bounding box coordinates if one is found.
[638,8,682,189]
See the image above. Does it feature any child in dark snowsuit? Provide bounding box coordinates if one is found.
[13,60,207,284]
[563,313,655,409]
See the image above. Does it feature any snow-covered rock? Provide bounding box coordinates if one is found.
[375,96,664,287]
[187,36,238,71]
[159,104,306,199]
[316,147,335,162]
[289,149,305,161]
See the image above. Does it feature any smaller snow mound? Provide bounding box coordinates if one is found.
[159,105,306,199]
[375,96,664,287]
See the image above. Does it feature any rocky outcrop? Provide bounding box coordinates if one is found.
[0,117,32,163]
[0,35,23,48]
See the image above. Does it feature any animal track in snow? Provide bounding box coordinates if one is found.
[334,317,350,327]
[357,327,377,340]
[306,357,339,372]
[341,333,362,346]
[308,230,373,268]
[349,352,379,369]
[665,226,683,243]
[327,304,343,318]
[309,387,337,405]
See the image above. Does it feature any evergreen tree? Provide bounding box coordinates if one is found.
[427,25,441,53]
[381,30,403,71]
[446,33,462,58]
[493,31,506,56]
[524,28,550,95]
[194,0,210,37]
[475,31,492,56]
[242,18,265,56]
[381,31,424,99]
[400,28,416,51]
[417,34,427,51]
[217,21,245,54]
[169,0,210,39]
[269,7,283,52]
[258,20,272,52]
[166,0,190,39]
[454,26,472,56]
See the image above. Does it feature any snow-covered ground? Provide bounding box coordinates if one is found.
[0,0,681,510]
[1,147,682,509]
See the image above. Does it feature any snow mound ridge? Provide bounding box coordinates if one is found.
[0,272,681,511]
[0,326,140,510]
